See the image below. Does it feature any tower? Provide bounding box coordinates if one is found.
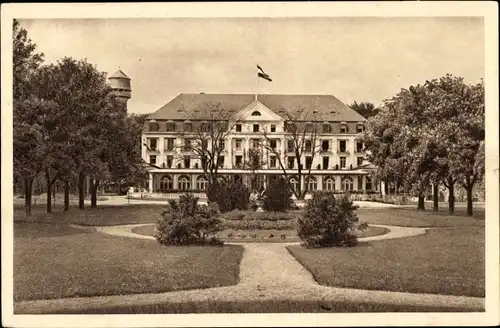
[108,69,131,111]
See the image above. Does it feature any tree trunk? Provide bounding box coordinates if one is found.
[64,180,70,211]
[46,171,52,213]
[466,184,474,216]
[78,171,85,210]
[432,183,439,212]
[90,179,100,208]
[417,192,425,211]
[24,178,33,216]
[448,179,455,214]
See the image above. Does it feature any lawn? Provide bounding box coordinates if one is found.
[14,222,244,301]
[14,203,165,226]
[18,299,477,314]
[356,207,485,227]
[288,227,485,297]
[133,225,389,243]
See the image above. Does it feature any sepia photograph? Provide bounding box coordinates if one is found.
[1,2,498,327]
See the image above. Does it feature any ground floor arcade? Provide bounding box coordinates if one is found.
[144,169,379,196]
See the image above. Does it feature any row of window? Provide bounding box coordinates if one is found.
[149,154,364,169]
[155,174,373,192]
[147,137,364,153]
[147,121,364,134]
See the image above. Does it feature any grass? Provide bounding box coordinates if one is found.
[14,222,244,301]
[16,299,480,314]
[133,225,389,243]
[14,203,165,226]
[356,207,485,227]
[288,227,485,297]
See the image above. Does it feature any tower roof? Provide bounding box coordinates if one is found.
[109,69,130,80]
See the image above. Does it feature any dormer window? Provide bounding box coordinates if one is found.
[356,123,365,133]
[251,111,262,116]
[201,122,209,132]
[184,122,192,132]
[322,124,332,133]
[149,120,159,132]
[305,123,314,133]
[340,123,348,134]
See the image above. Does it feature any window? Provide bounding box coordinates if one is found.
[149,121,159,132]
[285,123,294,133]
[220,140,225,150]
[270,124,276,132]
[322,124,332,133]
[253,124,259,132]
[235,124,242,132]
[305,124,313,133]
[287,140,294,152]
[201,122,209,132]
[184,122,192,132]
[340,124,348,133]
[269,155,277,168]
[305,156,313,169]
[149,155,157,165]
[356,124,364,133]
[356,141,363,153]
[290,177,298,192]
[235,139,242,150]
[322,156,329,170]
[201,139,208,149]
[339,140,347,153]
[251,111,261,116]
[148,138,158,151]
[358,176,363,191]
[160,175,173,192]
[324,177,335,191]
[366,177,372,191]
[183,156,191,168]
[308,177,317,191]
[183,138,191,151]
[235,155,243,167]
[321,140,329,152]
[252,139,260,149]
[305,140,312,152]
[269,139,277,150]
[196,176,207,190]
[166,155,173,168]
[342,178,353,191]
[165,138,175,151]
[340,156,347,169]
[357,156,364,166]
[218,156,224,168]
[287,156,295,169]
[178,176,191,190]
[166,122,176,132]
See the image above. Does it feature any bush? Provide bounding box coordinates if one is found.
[263,177,292,212]
[155,193,224,246]
[297,192,360,248]
[208,180,250,213]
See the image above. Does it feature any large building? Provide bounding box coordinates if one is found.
[141,93,379,196]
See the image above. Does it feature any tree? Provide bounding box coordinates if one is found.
[259,108,321,200]
[13,19,46,216]
[178,103,241,201]
[349,101,379,119]
[243,148,267,192]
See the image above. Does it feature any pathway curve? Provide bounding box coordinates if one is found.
[16,224,484,314]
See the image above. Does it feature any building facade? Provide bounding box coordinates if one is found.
[141,93,379,197]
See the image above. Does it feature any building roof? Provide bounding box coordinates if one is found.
[147,93,366,121]
[108,69,130,80]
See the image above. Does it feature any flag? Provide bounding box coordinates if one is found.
[257,65,272,82]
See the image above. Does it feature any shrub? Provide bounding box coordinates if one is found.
[155,193,223,246]
[263,177,292,212]
[297,192,360,248]
[208,180,250,213]
[223,219,295,230]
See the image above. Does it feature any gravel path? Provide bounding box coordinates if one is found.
[16,223,484,313]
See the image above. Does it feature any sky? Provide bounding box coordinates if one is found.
[20,17,484,115]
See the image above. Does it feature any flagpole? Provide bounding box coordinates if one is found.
[255,65,258,101]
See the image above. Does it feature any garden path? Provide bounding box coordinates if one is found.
[15,223,484,313]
